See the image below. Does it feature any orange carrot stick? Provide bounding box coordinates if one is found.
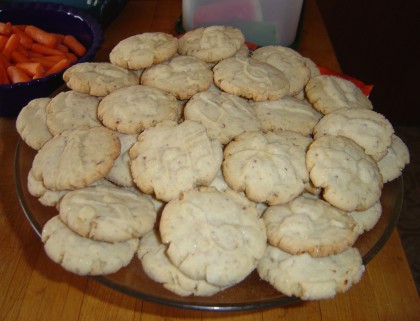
[0,52,11,68]
[31,43,65,56]
[29,56,56,69]
[0,64,10,84]
[10,50,30,64]
[2,33,20,59]
[15,62,45,77]
[0,22,12,36]
[12,25,33,49]
[63,35,86,57]
[7,65,31,84]
[44,58,71,76]
[0,35,8,51]
[65,52,78,63]
[24,25,60,48]
[56,43,69,53]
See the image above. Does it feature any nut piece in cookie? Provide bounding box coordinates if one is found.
[110,32,178,70]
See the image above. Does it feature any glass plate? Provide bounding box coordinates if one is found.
[14,139,404,311]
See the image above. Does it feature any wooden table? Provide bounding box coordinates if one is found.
[1,0,419,320]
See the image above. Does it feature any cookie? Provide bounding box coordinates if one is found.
[306,135,383,211]
[305,75,373,114]
[63,62,139,97]
[223,130,312,205]
[97,85,182,134]
[263,195,358,257]
[184,91,262,144]
[251,96,322,136]
[314,108,394,161]
[213,56,290,101]
[42,216,139,275]
[303,57,321,77]
[140,55,213,100]
[178,25,245,63]
[45,90,102,136]
[109,32,178,69]
[252,45,311,95]
[58,185,157,242]
[349,201,382,235]
[106,132,137,187]
[377,134,410,183]
[16,97,53,150]
[159,188,267,287]
[138,230,225,296]
[129,120,223,202]
[31,127,120,191]
[257,245,364,300]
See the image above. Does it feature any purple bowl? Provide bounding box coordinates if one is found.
[0,2,103,117]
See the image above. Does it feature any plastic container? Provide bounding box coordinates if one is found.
[182,0,304,47]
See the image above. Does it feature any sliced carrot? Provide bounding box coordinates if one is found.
[2,33,20,59]
[24,25,60,48]
[0,22,12,36]
[7,65,31,84]
[10,50,30,64]
[0,64,10,84]
[11,25,33,49]
[15,62,45,77]
[44,58,71,76]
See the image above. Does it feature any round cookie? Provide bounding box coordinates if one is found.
[45,90,102,136]
[178,25,245,63]
[58,185,157,242]
[251,96,322,136]
[129,120,223,202]
[377,134,410,183]
[109,32,178,69]
[222,130,312,205]
[106,132,137,187]
[31,126,120,191]
[314,108,394,161]
[138,230,225,296]
[306,135,383,211]
[213,56,290,101]
[252,45,311,96]
[349,201,382,235]
[305,75,374,115]
[97,85,182,134]
[42,216,139,275]
[16,97,53,150]
[159,188,267,287]
[140,55,213,100]
[63,62,139,97]
[263,195,358,257]
[257,245,364,300]
[184,91,262,144]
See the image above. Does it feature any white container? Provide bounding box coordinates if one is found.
[182,0,304,47]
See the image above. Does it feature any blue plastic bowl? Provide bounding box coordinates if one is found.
[0,2,103,117]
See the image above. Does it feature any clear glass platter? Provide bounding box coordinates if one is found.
[14,139,404,311]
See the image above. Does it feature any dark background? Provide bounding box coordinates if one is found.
[315,0,420,126]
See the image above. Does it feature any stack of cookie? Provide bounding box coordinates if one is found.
[16,25,410,301]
